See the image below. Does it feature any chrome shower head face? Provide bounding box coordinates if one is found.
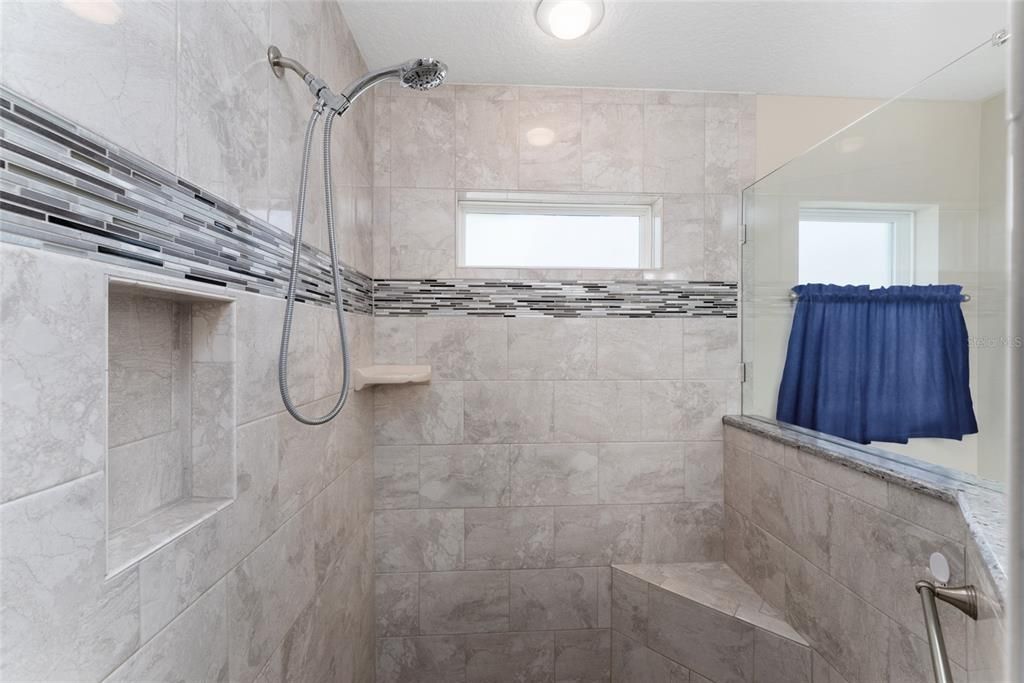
[399,58,447,91]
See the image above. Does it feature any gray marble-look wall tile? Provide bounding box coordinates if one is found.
[519,99,583,190]
[643,96,705,194]
[598,442,686,504]
[227,508,315,683]
[554,629,610,683]
[611,568,649,643]
[106,290,179,448]
[828,490,968,664]
[466,632,556,682]
[176,0,268,218]
[647,587,753,683]
[611,630,690,683]
[595,319,682,380]
[641,502,723,563]
[466,507,555,570]
[376,573,420,637]
[660,194,706,281]
[641,380,735,442]
[0,0,177,169]
[420,444,511,508]
[456,96,518,189]
[686,441,724,502]
[236,293,312,424]
[887,619,968,683]
[753,628,811,683]
[582,102,644,191]
[555,505,643,567]
[508,319,596,380]
[683,317,739,380]
[464,381,554,443]
[375,381,464,445]
[417,317,509,380]
[191,361,235,498]
[374,317,417,364]
[375,508,465,573]
[390,96,455,189]
[0,472,140,682]
[704,194,739,281]
[723,443,751,516]
[373,185,392,279]
[375,445,420,509]
[553,381,644,443]
[785,549,890,683]
[748,454,786,542]
[598,566,612,629]
[726,508,787,612]
[420,570,510,635]
[276,397,337,519]
[511,567,599,631]
[377,635,467,683]
[781,469,832,571]
[887,484,966,543]
[510,443,599,507]
[389,188,456,278]
[785,446,889,509]
[107,430,186,532]
[704,93,743,195]
[107,578,228,682]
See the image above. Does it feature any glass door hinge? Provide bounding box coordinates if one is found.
[739,362,748,382]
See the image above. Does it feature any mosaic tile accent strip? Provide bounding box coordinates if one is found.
[0,86,373,314]
[374,279,737,318]
[0,86,737,319]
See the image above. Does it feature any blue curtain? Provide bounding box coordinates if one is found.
[776,284,977,444]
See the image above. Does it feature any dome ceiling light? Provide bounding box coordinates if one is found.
[535,0,604,40]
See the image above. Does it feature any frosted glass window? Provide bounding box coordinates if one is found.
[798,210,914,288]
[799,220,893,288]
[458,200,657,269]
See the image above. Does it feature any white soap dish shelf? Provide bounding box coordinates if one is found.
[353,365,431,391]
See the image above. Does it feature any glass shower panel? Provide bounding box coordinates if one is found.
[741,35,1009,482]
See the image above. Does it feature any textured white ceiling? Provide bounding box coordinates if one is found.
[339,0,1008,100]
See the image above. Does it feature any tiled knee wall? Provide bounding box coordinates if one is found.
[372,315,740,682]
[722,425,1006,683]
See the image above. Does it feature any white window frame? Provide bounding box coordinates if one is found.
[798,207,916,285]
[457,194,661,270]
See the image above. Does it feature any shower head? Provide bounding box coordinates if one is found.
[340,58,448,103]
[398,58,448,91]
[268,45,448,112]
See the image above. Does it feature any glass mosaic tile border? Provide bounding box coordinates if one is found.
[0,86,373,313]
[374,278,737,317]
[0,86,737,319]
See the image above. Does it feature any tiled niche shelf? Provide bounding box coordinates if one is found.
[105,277,236,576]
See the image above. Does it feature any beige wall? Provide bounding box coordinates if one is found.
[755,95,882,179]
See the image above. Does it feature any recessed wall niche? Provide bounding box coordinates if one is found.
[106,278,236,576]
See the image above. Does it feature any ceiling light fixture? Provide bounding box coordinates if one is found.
[535,0,604,40]
[61,0,123,25]
[526,127,556,147]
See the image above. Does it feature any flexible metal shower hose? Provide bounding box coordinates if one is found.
[278,105,351,425]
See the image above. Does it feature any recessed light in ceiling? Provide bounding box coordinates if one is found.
[535,0,604,40]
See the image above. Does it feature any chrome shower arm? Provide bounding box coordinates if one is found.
[267,45,348,112]
[339,68,402,105]
[267,45,310,80]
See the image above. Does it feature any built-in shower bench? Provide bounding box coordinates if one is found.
[611,562,812,683]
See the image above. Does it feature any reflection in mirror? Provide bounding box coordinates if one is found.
[741,32,1009,484]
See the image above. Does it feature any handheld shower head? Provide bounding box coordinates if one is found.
[399,58,447,91]
[268,45,448,111]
